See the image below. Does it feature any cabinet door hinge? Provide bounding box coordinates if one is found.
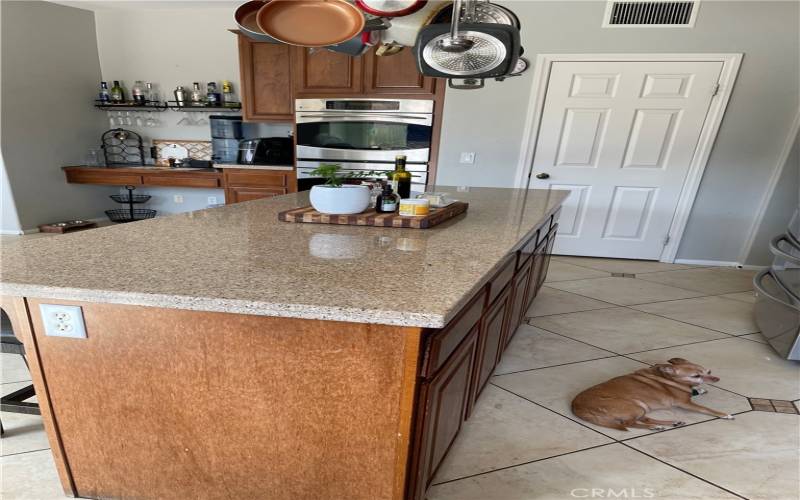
[712,83,721,97]
[663,234,671,246]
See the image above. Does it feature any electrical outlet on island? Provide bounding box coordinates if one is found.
[208,196,218,205]
[174,194,184,204]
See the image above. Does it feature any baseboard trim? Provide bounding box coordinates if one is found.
[674,258,766,271]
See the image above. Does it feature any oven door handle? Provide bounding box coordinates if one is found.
[296,113,433,125]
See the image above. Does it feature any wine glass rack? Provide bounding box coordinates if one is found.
[166,101,242,111]
[95,100,168,112]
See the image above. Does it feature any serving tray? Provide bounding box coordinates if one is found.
[278,202,469,229]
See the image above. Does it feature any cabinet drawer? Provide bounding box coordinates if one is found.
[421,288,487,377]
[487,254,516,306]
[225,170,290,188]
[142,175,220,188]
[65,170,142,186]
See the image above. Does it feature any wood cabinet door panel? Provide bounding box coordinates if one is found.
[474,284,512,404]
[226,186,287,204]
[293,47,362,95]
[536,224,558,293]
[507,256,533,348]
[363,48,438,96]
[239,37,293,121]
[412,325,478,499]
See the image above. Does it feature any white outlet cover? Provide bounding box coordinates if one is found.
[39,304,87,339]
[459,152,476,164]
[174,194,184,203]
[208,196,218,205]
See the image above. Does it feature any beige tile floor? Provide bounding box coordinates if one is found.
[431,256,799,500]
[1,256,798,499]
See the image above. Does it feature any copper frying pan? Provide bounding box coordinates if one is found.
[256,0,366,48]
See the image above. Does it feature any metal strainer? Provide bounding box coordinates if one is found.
[422,30,506,76]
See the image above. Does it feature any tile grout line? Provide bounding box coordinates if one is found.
[494,354,619,377]
[618,442,750,499]
[428,442,617,488]
[550,257,715,275]
[529,285,757,338]
[1,447,51,458]
[525,320,732,360]
[490,383,622,441]
[518,322,760,400]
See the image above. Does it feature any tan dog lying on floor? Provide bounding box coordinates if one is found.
[571,358,734,431]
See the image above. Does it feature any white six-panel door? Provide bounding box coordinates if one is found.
[529,60,723,260]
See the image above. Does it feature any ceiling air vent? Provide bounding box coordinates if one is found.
[603,1,699,27]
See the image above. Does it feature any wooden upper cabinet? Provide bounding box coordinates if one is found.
[237,36,293,121]
[292,47,363,96]
[363,48,438,96]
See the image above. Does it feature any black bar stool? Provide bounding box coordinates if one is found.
[1,310,40,436]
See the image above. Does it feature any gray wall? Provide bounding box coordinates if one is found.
[746,132,799,265]
[1,0,114,231]
[435,1,800,264]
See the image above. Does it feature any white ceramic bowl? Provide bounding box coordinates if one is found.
[309,184,371,215]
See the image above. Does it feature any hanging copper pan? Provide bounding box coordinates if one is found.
[256,0,366,48]
[235,1,280,43]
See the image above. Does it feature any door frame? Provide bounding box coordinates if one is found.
[514,53,742,262]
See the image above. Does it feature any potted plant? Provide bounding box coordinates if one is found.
[308,164,377,215]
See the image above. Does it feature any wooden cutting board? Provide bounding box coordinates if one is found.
[278,202,468,229]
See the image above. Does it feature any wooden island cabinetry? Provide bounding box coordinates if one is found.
[1,189,565,500]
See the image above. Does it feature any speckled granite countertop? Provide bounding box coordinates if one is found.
[0,187,567,328]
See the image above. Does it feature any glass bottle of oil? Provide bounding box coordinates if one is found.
[391,155,412,199]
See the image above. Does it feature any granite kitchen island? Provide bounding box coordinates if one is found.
[1,187,566,500]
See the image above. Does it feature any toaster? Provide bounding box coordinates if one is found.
[237,137,293,166]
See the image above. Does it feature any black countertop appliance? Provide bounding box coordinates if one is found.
[238,137,294,166]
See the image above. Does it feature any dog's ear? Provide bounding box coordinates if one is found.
[656,364,676,376]
[668,358,689,365]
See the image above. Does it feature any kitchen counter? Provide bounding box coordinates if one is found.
[1,186,566,500]
[2,187,566,328]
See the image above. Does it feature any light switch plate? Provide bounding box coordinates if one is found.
[39,304,87,339]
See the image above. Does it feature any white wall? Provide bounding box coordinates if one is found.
[435,1,800,265]
[746,131,799,265]
[1,0,115,231]
[92,8,292,214]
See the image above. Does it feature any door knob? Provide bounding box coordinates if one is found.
[535,172,550,179]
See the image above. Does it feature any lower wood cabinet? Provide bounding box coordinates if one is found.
[404,215,561,500]
[410,324,479,500]
[223,169,296,205]
[507,255,534,346]
[473,283,512,405]
[225,186,288,204]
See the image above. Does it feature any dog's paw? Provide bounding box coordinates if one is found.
[720,414,735,420]
[672,421,686,427]
[694,388,708,396]
[651,426,667,431]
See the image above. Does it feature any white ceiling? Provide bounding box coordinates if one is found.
[48,0,240,11]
